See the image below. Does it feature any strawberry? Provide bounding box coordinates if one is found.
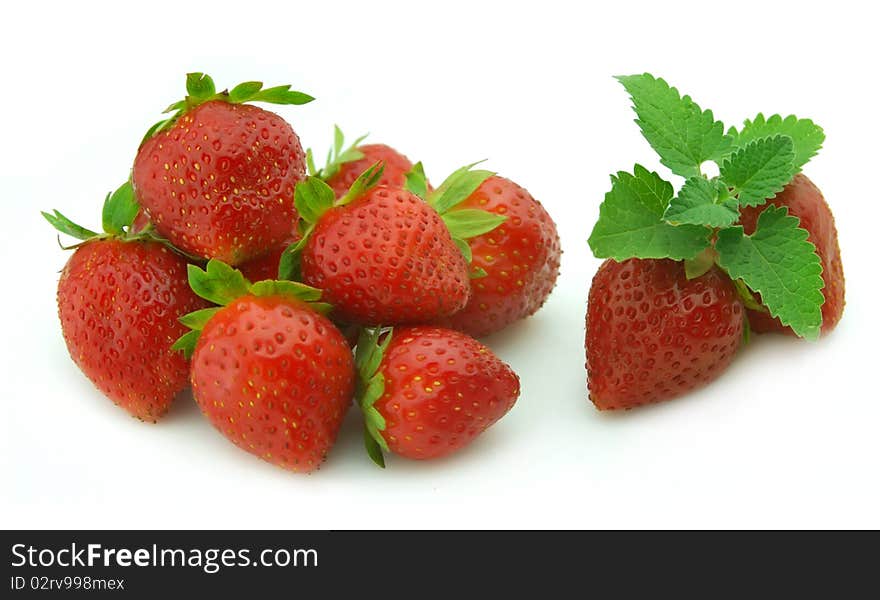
[308,126,425,197]
[44,182,207,421]
[586,259,744,410]
[132,73,313,265]
[238,235,300,283]
[288,165,471,326]
[738,174,844,335]
[436,175,561,337]
[177,261,355,473]
[355,326,520,464]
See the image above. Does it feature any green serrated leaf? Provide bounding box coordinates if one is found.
[228,81,263,103]
[716,205,824,340]
[729,113,824,171]
[248,279,323,303]
[404,161,428,198]
[453,237,473,263]
[251,85,314,105]
[186,72,216,99]
[101,181,140,235]
[720,135,796,208]
[616,73,731,178]
[42,210,99,241]
[428,163,494,214]
[588,165,711,261]
[664,177,739,227]
[294,177,336,225]
[178,307,221,330]
[442,209,507,240]
[171,329,201,360]
[187,260,252,306]
[364,426,387,468]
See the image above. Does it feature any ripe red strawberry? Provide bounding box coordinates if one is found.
[295,166,470,326]
[356,326,520,463]
[44,182,207,421]
[439,176,561,337]
[132,73,312,265]
[325,143,416,197]
[180,262,355,472]
[738,174,844,335]
[238,235,300,283]
[585,259,744,410]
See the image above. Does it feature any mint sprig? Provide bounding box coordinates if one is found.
[590,72,827,339]
[142,72,314,145]
[173,260,330,358]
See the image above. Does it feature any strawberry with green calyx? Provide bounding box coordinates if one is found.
[586,73,833,409]
[282,163,472,326]
[355,326,520,466]
[307,125,424,197]
[410,166,561,337]
[43,181,208,421]
[175,260,353,473]
[133,72,313,266]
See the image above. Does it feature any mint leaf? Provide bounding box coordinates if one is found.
[442,209,506,240]
[729,114,824,171]
[42,209,99,241]
[664,177,739,227]
[716,205,824,340]
[616,73,731,178]
[588,165,711,260]
[720,135,796,207]
[428,162,494,214]
[101,180,140,235]
[187,260,251,306]
[294,177,336,225]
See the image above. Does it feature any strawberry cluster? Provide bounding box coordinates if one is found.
[45,73,561,472]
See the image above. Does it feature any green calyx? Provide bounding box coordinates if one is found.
[306,125,369,180]
[42,180,154,249]
[141,72,315,146]
[354,327,393,468]
[277,162,386,281]
[406,161,506,276]
[588,72,826,340]
[172,259,331,358]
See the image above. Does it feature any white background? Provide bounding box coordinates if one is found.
[2,0,878,529]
